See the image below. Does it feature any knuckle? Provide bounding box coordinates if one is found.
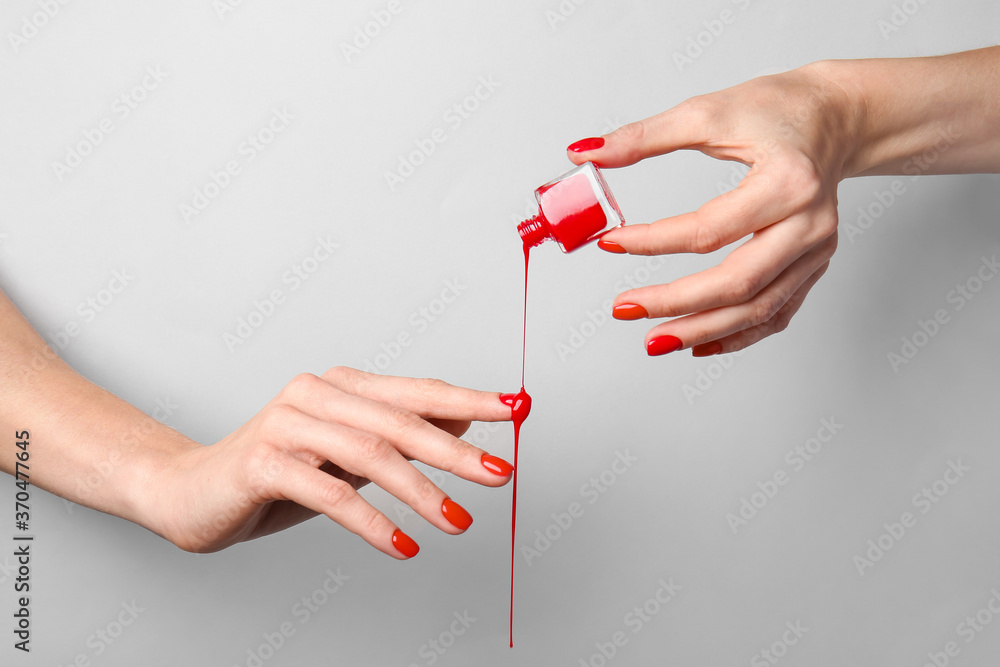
[282,372,323,402]
[413,477,438,503]
[724,272,764,305]
[245,443,286,490]
[355,434,394,466]
[358,507,389,537]
[413,376,450,399]
[691,222,724,254]
[259,403,301,435]
[382,405,425,434]
[748,291,786,327]
[320,479,352,508]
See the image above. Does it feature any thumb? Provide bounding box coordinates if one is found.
[566,105,706,168]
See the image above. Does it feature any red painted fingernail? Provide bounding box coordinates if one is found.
[392,529,420,558]
[597,238,627,254]
[567,137,605,153]
[647,335,683,356]
[499,393,517,407]
[482,453,514,477]
[692,342,724,357]
[613,304,648,321]
[442,498,473,531]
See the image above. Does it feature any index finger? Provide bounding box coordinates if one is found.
[320,367,512,423]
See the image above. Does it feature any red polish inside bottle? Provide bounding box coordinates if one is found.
[517,161,625,252]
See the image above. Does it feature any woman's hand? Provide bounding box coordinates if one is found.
[567,62,858,356]
[148,368,513,558]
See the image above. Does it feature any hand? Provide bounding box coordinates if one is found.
[148,368,514,558]
[567,62,857,356]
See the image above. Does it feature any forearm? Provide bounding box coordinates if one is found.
[822,46,1000,178]
[0,291,198,535]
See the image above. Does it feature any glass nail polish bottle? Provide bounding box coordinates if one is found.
[517,161,625,252]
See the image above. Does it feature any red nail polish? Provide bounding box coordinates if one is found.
[482,453,514,477]
[613,304,648,321]
[392,529,419,558]
[597,238,627,254]
[647,335,683,356]
[499,393,517,407]
[567,137,605,153]
[442,498,473,531]
[692,342,723,357]
[517,162,625,253]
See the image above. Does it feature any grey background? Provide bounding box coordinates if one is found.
[1,1,999,665]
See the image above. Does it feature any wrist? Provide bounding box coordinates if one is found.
[798,59,871,180]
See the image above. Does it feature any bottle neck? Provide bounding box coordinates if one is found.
[517,214,549,249]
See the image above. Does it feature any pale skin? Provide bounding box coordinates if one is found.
[0,291,514,558]
[568,46,1000,356]
[3,48,998,558]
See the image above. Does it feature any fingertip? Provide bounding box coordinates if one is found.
[391,529,420,559]
[567,136,605,154]
[597,238,628,254]
[692,342,724,357]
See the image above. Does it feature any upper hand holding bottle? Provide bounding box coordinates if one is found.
[567,46,1000,356]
